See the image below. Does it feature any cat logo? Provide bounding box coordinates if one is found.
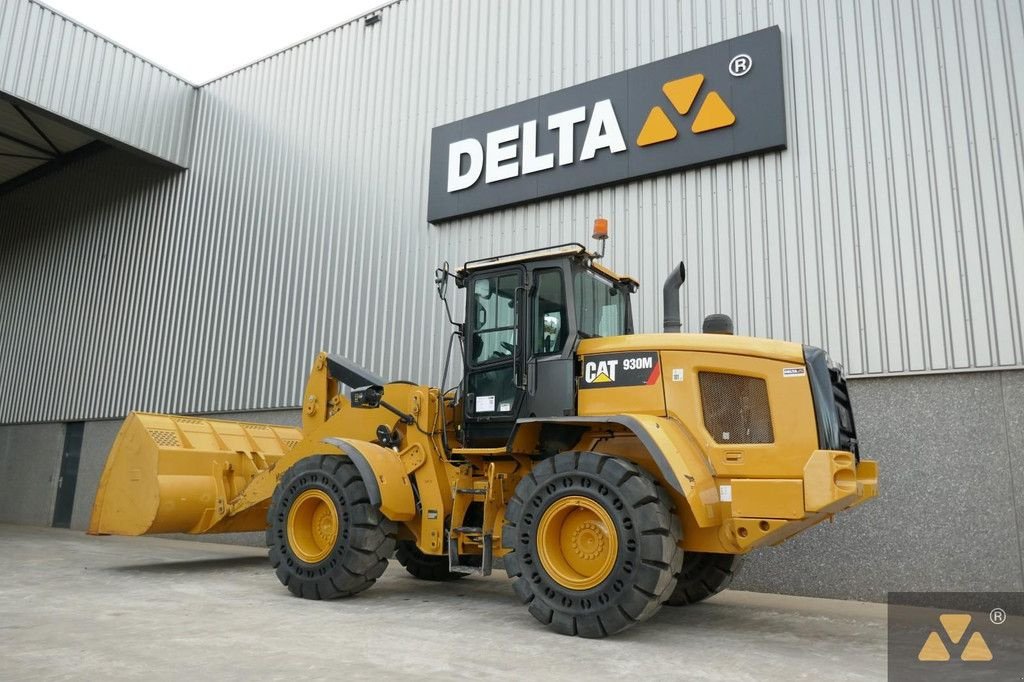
[580,352,660,389]
[584,360,618,384]
[917,614,993,662]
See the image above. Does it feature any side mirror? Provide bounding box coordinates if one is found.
[434,263,449,300]
[350,385,384,408]
[434,261,461,328]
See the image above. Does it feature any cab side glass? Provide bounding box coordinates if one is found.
[574,268,627,338]
[471,273,518,364]
[533,269,568,356]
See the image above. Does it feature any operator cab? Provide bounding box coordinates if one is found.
[454,243,637,447]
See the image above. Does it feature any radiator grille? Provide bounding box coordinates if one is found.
[698,372,774,444]
[148,429,181,447]
[830,366,859,459]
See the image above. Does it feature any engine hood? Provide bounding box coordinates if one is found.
[577,333,806,365]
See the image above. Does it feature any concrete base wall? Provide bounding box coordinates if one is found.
[2,371,1023,600]
[0,422,65,525]
[733,370,1024,600]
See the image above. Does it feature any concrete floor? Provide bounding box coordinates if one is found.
[0,525,886,681]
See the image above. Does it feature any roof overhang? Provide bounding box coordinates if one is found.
[0,0,197,191]
[0,96,100,189]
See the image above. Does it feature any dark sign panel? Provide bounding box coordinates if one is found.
[579,352,661,389]
[428,26,787,223]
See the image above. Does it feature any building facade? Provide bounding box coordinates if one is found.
[1,0,1022,600]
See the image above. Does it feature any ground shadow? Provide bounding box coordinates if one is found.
[102,557,879,646]
[110,555,269,573]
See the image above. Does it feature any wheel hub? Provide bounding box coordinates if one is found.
[537,495,618,590]
[571,520,605,560]
[287,489,339,564]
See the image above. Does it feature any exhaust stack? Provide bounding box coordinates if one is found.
[662,262,686,333]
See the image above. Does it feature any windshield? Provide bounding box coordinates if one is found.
[574,268,628,338]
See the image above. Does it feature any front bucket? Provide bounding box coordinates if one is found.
[88,412,303,536]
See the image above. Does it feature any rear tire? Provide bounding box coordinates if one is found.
[502,452,683,638]
[663,552,744,606]
[395,540,466,581]
[266,455,396,599]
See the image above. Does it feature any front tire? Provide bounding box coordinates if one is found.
[266,455,396,599]
[502,452,683,638]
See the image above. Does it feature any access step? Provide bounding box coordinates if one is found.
[448,526,493,576]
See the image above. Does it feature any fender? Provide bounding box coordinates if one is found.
[512,415,720,528]
[322,437,417,521]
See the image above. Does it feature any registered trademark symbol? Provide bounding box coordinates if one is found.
[729,53,753,77]
[990,607,1007,625]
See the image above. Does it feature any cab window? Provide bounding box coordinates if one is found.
[470,273,518,365]
[574,268,627,338]
[533,269,568,356]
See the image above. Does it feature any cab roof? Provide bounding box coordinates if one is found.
[458,243,639,288]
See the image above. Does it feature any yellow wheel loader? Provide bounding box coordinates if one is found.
[89,221,877,637]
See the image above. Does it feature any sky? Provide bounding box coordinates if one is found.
[44,0,385,84]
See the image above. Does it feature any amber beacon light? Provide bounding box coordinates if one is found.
[592,218,609,258]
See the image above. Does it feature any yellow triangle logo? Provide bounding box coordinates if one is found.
[636,106,677,146]
[917,614,994,663]
[662,74,704,115]
[636,74,737,147]
[592,372,613,383]
[939,614,971,644]
[691,91,736,133]
[961,632,993,661]
[917,631,950,661]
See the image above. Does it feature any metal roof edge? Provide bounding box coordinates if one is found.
[197,0,406,87]
[27,0,199,88]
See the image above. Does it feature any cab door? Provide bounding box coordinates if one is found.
[522,264,575,421]
[462,267,525,446]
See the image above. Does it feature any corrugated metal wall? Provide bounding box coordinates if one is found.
[0,0,195,166]
[1,0,1023,424]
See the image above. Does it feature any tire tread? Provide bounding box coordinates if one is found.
[503,451,683,638]
[266,456,397,600]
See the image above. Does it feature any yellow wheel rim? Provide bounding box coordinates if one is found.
[537,495,618,590]
[287,489,339,564]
